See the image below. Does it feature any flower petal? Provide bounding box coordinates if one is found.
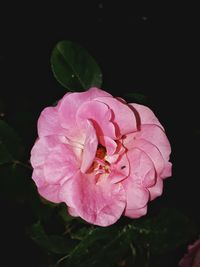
[44,143,79,184]
[109,153,130,183]
[76,100,116,139]
[130,103,163,129]
[148,177,163,200]
[59,171,126,226]
[68,207,79,217]
[126,148,156,187]
[125,138,165,175]
[125,205,147,218]
[133,124,171,162]
[95,96,137,136]
[32,167,46,188]
[38,106,67,138]
[99,136,117,155]
[38,184,61,203]
[58,87,111,129]
[161,162,172,179]
[30,136,59,168]
[81,120,98,173]
[122,177,149,216]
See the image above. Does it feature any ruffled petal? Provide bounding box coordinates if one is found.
[99,136,117,155]
[95,96,137,136]
[30,136,59,168]
[37,106,67,137]
[136,139,164,174]
[59,171,126,226]
[76,100,116,139]
[122,177,149,217]
[32,167,46,188]
[58,87,111,129]
[133,124,171,162]
[148,177,163,200]
[126,148,156,188]
[81,120,98,173]
[109,153,130,183]
[124,205,147,218]
[130,103,163,129]
[161,162,172,179]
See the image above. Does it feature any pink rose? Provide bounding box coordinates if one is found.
[179,238,200,267]
[30,87,172,226]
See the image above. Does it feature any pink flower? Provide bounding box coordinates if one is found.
[30,87,172,226]
[179,238,200,267]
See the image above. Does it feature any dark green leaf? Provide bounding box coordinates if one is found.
[56,225,136,267]
[51,40,103,91]
[58,203,75,223]
[128,208,198,255]
[0,119,24,163]
[55,208,197,267]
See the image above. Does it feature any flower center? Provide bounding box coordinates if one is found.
[88,144,111,175]
[96,145,106,159]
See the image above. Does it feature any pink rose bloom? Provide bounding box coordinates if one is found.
[179,238,200,267]
[30,87,172,226]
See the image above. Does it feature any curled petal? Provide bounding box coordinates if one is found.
[95,96,137,136]
[37,106,67,138]
[76,100,116,139]
[122,177,149,217]
[130,103,163,129]
[109,154,130,183]
[132,138,165,175]
[126,148,156,187]
[133,124,171,162]
[59,171,126,226]
[125,205,147,218]
[58,87,111,129]
[81,120,98,173]
[161,162,172,179]
[99,136,117,155]
[148,177,163,201]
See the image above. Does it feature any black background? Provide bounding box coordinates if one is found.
[0,2,199,266]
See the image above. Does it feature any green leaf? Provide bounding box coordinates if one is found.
[28,221,77,255]
[51,40,103,91]
[0,119,24,164]
[128,208,198,255]
[55,208,197,267]
[58,203,76,223]
[56,225,136,267]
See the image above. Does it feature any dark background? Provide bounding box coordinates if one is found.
[0,2,199,266]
